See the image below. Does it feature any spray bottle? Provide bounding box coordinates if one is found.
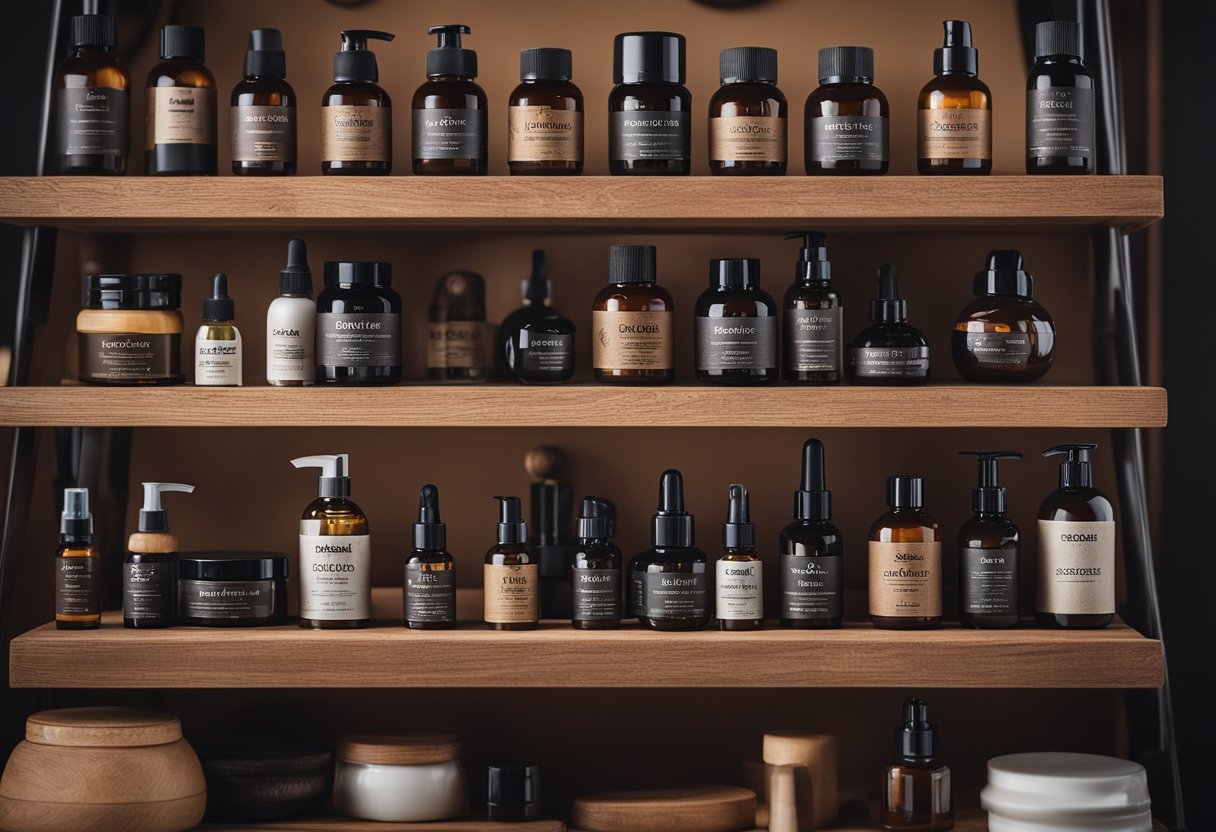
[56,488,101,630]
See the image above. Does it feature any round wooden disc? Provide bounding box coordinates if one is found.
[336,732,460,765]
[572,785,756,832]
[26,707,181,747]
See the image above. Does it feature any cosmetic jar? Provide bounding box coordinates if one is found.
[981,752,1151,832]
[178,552,289,627]
[316,260,403,385]
[487,761,540,821]
[334,733,465,822]
[197,741,333,822]
[76,273,184,385]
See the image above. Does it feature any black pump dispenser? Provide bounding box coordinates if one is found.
[244,28,285,78]
[202,273,234,322]
[897,698,938,759]
[975,250,1033,298]
[427,25,477,78]
[870,264,908,323]
[652,469,694,548]
[1044,443,1096,488]
[723,484,755,548]
[334,30,394,83]
[576,497,615,540]
[413,484,446,549]
[795,438,832,521]
[960,451,1021,513]
[934,20,978,76]
[71,0,117,50]
[495,496,527,544]
[787,231,830,284]
[523,249,551,304]
[280,239,312,295]
[291,454,351,498]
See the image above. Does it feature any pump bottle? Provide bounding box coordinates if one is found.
[716,484,763,631]
[957,451,1022,629]
[484,496,539,630]
[322,30,395,175]
[881,698,953,831]
[1036,443,1115,629]
[231,28,296,175]
[779,439,844,628]
[917,20,992,176]
[413,25,488,175]
[782,232,842,383]
[405,484,456,629]
[291,454,371,629]
[848,265,930,385]
[267,239,315,386]
[500,250,577,384]
[572,497,622,630]
[124,482,194,628]
[195,273,241,386]
[54,0,129,175]
[629,469,709,630]
[56,488,101,630]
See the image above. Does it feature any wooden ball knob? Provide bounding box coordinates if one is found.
[525,446,564,480]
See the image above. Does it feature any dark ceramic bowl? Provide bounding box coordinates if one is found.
[197,741,333,822]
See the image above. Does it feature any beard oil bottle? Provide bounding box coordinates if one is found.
[780,439,843,628]
[146,25,216,175]
[868,476,942,629]
[708,46,787,176]
[592,245,675,384]
[56,488,101,630]
[321,30,395,176]
[716,484,763,631]
[609,32,691,175]
[958,452,1022,629]
[630,469,709,630]
[1027,21,1096,175]
[500,251,577,384]
[484,496,539,630]
[55,0,129,175]
[508,48,583,175]
[782,232,842,384]
[848,265,930,386]
[405,484,456,629]
[572,497,622,630]
[881,698,953,831]
[917,20,991,176]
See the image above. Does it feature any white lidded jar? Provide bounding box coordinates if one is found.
[266,238,315,385]
[334,732,465,822]
[981,752,1151,832]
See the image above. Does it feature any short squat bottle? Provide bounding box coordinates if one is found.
[868,476,942,629]
[500,250,577,384]
[1027,21,1096,175]
[231,28,296,175]
[572,497,622,630]
[194,273,241,387]
[267,239,315,387]
[953,250,1055,382]
[782,231,842,383]
[405,484,456,629]
[321,30,394,176]
[881,699,953,831]
[55,1,129,175]
[484,497,539,631]
[630,469,709,630]
[709,46,786,175]
[428,269,491,383]
[780,439,844,629]
[918,20,991,176]
[593,245,675,384]
[509,48,583,175]
[716,484,763,631]
[316,261,402,385]
[609,32,691,175]
[805,46,888,175]
[413,25,488,175]
[849,265,930,385]
[694,258,777,384]
[958,452,1022,629]
[146,25,216,175]
[56,488,101,630]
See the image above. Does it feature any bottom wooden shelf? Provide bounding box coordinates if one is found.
[198,819,564,831]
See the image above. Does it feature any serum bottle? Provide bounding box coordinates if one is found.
[146,25,216,175]
[848,265,929,385]
[782,232,842,384]
[55,488,101,630]
[780,439,843,629]
[484,497,539,630]
[881,699,953,831]
[868,476,942,629]
[958,452,1022,629]
[629,469,709,631]
[231,28,296,176]
[54,0,129,175]
[500,250,577,384]
[266,239,315,386]
[917,20,991,176]
[405,484,456,629]
[413,25,488,176]
[572,497,622,630]
[321,30,395,176]
[124,482,194,629]
[1027,21,1096,175]
[194,273,241,386]
[716,484,763,631]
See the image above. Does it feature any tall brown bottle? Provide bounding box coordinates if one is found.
[321,30,394,176]
[917,20,991,176]
[146,26,216,175]
[54,1,129,175]
[868,476,942,629]
[484,497,539,631]
[592,245,675,384]
[231,28,296,175]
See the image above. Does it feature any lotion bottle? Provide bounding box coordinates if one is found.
[413,25,488,175]
[484,496,539,630]
[958,451,1022,629]
[779,439,843,628]
[782,232,841,383]
[881,698,953,831]
[56,488,101,630]
[405,484,456,629]
[716,484,763,631]
[124,482,194,629]
[267,238,315,386]
[195,272,241,386]
[629,469,709,630]
[321,30,395,175]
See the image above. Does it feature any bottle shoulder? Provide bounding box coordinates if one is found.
[1037,488,1114,521]
[316,285,402,312]
[485,544,534,565]
[510,80,583,108]
[956,295,1052,323]
[414,77,488,108]
[593,283,674,310]
[610,83,692,110]
[695,288,778,317]
[148,61,215,89]
[806,82,888,111]
[58,53,130,88]
[407,549,454,565]
[301,497,367,521]
[869,511,942,540]
[630,546,708,568]
[323,82,391,107]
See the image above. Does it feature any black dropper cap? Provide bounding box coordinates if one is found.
[60,487,93,538]
[413,484,447,550]
[710,258,760,290]
[495,496,527,545]
[786,231,830,284]
[523,249,551,304]
[520,48,572,82]
[71,0,117,50]
[614,32,685,84]
[818,46,874,84]
[427,25,476,78]
[202,273,234,322]
[280,239,312,296]
[576,497,615,540]
[608,245,657,285]
[887,475,924,511]
[1036,20,1083,60]
[334,29,394,83]
[897,698,937,760]
[244,28,286,79]
[720,46,777,85]
[161,25,205,61]
[870,265,907,323]
[723,484,755,548]
[974,250,1033,299]
[959,451,1022,514]
[794,438,832,521]
[933,20,978,76]
[652,469,694,548]
[1044,443,1097,488]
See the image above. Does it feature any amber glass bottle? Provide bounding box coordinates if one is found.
[484,497,539,631]
[708,46,786,175]
[56,488,101,630]
[592,245,675,384]
[413,25,488,176]
[609,32,691,175]
[952,250,1055,382]
[322,30,394,176]
[146,25,216,175]
[509,48,583,175]
[55,2,129,175]
[572,498,622,630]
[716,484,763,631]
[782,232,841,383]
[231,28,296,175]
[881,699,953,831]
[694,258,777,384]
[869,476,942,629]
[805,46,888,175]
[917,20,991,176]
[405,484,456,630]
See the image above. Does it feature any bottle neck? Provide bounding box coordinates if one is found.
[578,536,610,548]
[58,533,93,548]
[73,44,113,56]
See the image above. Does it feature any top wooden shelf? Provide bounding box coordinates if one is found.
[0,176,1163,233]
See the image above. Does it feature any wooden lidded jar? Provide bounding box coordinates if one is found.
[0,707,206,832]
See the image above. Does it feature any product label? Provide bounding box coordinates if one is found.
[633,570,708,620]
[964,331,1033,367]
[508,105,583,163]
[56,87,128,156]
[610,110,690,162]
[572,567,621,622]
[1037,520,1115,615]
[809,115,888,163]
[592,310,673,371]
[195,336,242,386]
[148,86,214,146]
[520,331,575,376]
[79,332,181,383]
[780,554,843,620]
[483,563,539,623]
[868,540,942,618]
[960,545,1018,616]
[321,105,390,163]
[268,314,314,382]
[316,313,401,369]
[715,560,763,620]
[298,531,371,621]
[918,108,991,160]
[427,321,492,371]
[123,560,176,621]
[55,557,100,617]
[695,316,776,373]
[849,345,930,379]
[1027,87,1095,160]
[413,108,487,161]
[785,308,842,374]
[231,104,296,163]
[405,564,457,624]
[709,115,786,162]
[179,579,275,620]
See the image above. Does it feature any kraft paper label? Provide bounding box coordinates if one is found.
[918,107,991,160]
[868,540,942,617]
[592,310,673,371]
[427,321,492,370]
[508,105,583,162]
[1037,520,1115,614]
[149,86,214,146]
[322,105,390,163]
[709,115,786,162]
[483,563,539,623]
[56,87,128,156]
[298,532,371,620]
[716,560,763,620]
[231,104,296,163]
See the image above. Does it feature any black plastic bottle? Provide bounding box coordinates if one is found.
[780,439,843,629]
[509,48,583,175]
[708,46,787,175]
[609,32,691,175]
[413,25,488,176]
[1027,21,1096,175]
[500,250,577,384]
[958,451,1022,629]
[881,699,953,831]
[124,482,194,629]
[321,30,394,176]
[694,258,777,385]
[629,469,709,630]
[146,25,216,175]
[231,28,296,175]
[848,265,929,385]
[54,0,129,175]
[805,46,888,176]
[572,497,622,630]
[405,484,456,630]
[315,261,402,385]
[782,231,842,383]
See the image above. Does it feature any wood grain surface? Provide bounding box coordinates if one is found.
[197,818,565,831]
[25,706,181,747]
[571,786,756,832]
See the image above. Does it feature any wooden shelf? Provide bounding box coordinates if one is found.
[0,176,1163,232]
[0,385,1168,428]
[199,820,565,831]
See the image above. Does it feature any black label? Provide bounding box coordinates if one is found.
[809,115,888,163]
[960,546,1018,616]
[849,345,930,379]
[695,317,776,372]
[634,570,708,620]
[405,564,457,624]
[964,331,1033,367]
[179,579,276,620]
[56,87,129,156]
[1027,87,1095,159]
[124,560,176,620]
[316,313,402,368]
[785,308,841,373]
[521,332,576,375]
[232,104,296,163]
[413,108,487,160]
[56,557,100,616]
[780,555,843,620]
[79,332,181,383]
[610,111,690,162]
[572,568,620,622]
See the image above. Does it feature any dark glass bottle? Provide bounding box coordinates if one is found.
[609,32,691,175]
[848,265,930,385]
[780,439,843,629]
[869,476,942,629]
[55,488,101,630]
[315,261,402,385]
[124,482,194,629]
[428,270,491,383]
[592,245,675,384]
[694,258,777,384]
[54,3,129,175]
[629,469,709,631]
[405,484,456,630]
[572,497,622,630]
[501,250,576,384]
[953,250,1055,382]
[709,46,786,175]
[917,20,991,176]
[805,46,888,175]
[1027,21,1096,175]
[716,484,763,631]
[484,497,539,631]
[231,28,296,176]
[881,699,953,831]
[321,30,394,176]
[957,452,1022,629]
[509,48,583,175]
[413,25,488,176]
[782,231,841,383]
[146,25,216,175]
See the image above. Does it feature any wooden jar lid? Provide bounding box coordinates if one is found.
[26,707,182,748]
[572,785,757,832]
[336,732,461,766]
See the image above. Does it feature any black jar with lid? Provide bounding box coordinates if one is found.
[77,273,184,385]
[316,261,403,385]
[178,552,290,627]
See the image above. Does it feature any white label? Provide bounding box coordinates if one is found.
[1037,519,1115,614]
[195,335,242,386]
[715,559,763,620]
[267,299,315,383]
[298,532,371,620]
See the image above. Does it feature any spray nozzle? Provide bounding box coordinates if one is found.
[291,454,351,499]
[426,24,477,78]
[870,264,908,323]
[652,469,694,549]
[413,484,446,550]
[959,450,1021,513]
[202,272,234,322]
[935,19,979,76]
[494,496,527,544]
[523,249,551,304]
[334,30,394,83]
[897,697,937,760]
[280,239,312,295]
[723,483,755,548]
[1043,443,1097,489]
[60,487,93,537]
[576,496,615,541]
[138,482,194,533]
[795,438,832,521]
[785,231,830,283]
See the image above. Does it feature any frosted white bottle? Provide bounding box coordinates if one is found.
[267,238,315,386]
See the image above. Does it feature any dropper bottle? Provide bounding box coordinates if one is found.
[405,484,456,629]
[848,264,930,385]
[779,438,844,628]
[484,496,538,630]
[716,484,763,631]
[782,231,842,383]
[195,273,241,386]
[629,469,709,630]
[124,482,194,628]
[321,29,395,175]
[267,239,315,386]
[957,451,1021,629]
[499,249,576,384]
[56,488,101,630]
